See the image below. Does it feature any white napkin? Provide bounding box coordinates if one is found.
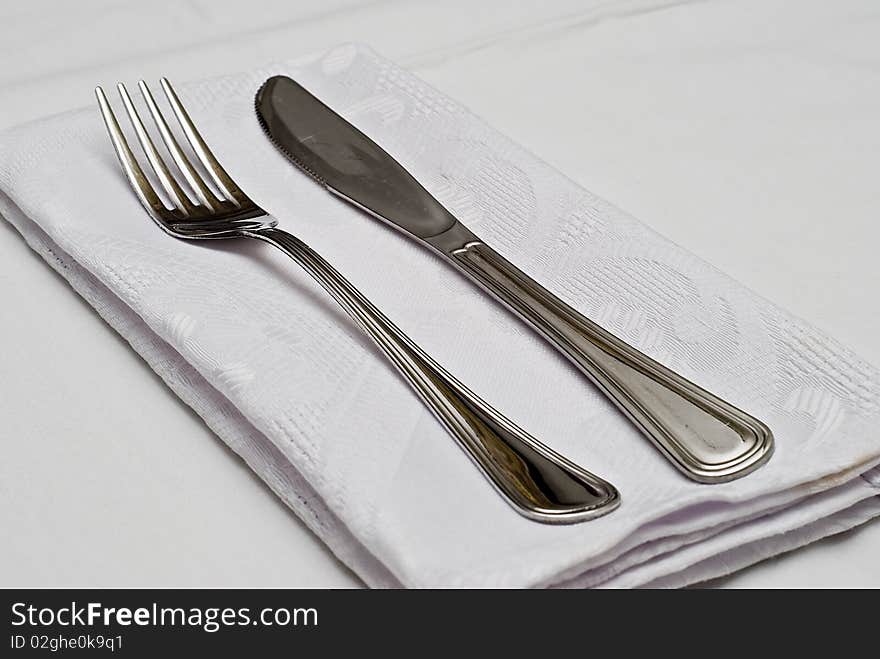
[1,44,878,588]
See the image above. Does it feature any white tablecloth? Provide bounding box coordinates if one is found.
[1,0,877,586]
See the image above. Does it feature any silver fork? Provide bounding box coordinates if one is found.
[94,78,620,524]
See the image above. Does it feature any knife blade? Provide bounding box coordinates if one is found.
[254,74,773,483]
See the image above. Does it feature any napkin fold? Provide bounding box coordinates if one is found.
[1,44,878,587]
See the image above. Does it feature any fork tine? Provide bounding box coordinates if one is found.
[117,82,197,216]
[159,77,251,208]
[95,86,170,221]
[138,80,223,212]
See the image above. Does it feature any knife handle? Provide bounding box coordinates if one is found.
[442,233,773,483]
[249,227,619,523]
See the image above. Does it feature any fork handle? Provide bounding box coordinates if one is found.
[246,227,619,523]
[439,235,773,483]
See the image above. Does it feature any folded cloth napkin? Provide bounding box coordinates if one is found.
[1,43,879,588]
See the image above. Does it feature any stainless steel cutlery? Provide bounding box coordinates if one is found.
[95,78,620,524]
[254,75,774,483]
[94,68,775,527]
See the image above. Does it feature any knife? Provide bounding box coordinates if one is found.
[255,75,774,483]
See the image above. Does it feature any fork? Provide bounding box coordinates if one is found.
[94,78,620,524]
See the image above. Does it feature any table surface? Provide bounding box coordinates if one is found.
[1,0,878,588]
